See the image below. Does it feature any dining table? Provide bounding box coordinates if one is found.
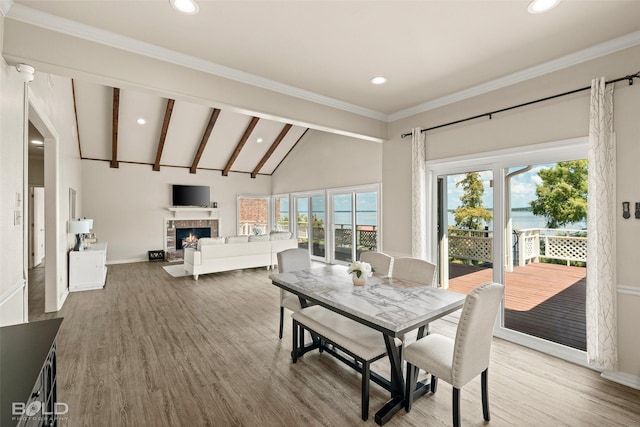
[269,264,466,425]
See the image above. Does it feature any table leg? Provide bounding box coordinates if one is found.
[374,334,405,425]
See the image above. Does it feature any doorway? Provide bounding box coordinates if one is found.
[294,193,326,262]
[328,186,380,265]
[428,139,588,364]
[28,95,63,314]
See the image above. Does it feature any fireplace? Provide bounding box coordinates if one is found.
[165,218,219,261]
[176,227,211,250]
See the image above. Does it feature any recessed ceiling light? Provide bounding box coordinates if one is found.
[137,118,146,125]
[256,138,264,144]
[170,0,199,15]
[528,0,560,14]
[370,76,388,85]
[30,139,43,145]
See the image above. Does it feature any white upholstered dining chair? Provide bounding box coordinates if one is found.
[276,248,311,339]
[391,257,436,286]
[359,251,393,277]
[391,257,437,344]
[403,282,504,427]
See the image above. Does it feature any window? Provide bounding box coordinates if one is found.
[272,194,290,232]
[328,184,380,264]
[293,192,326,261]
[275,184,380,264]
[237,195,270,235]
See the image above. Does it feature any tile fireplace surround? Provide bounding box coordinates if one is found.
[165,209,220,261]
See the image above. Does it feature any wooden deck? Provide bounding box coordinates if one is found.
[448,262,586,351]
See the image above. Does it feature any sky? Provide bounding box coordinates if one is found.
[447,164,551,210]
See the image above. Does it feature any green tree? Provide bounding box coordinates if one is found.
[454,172,492,229]
[530,160,588,228]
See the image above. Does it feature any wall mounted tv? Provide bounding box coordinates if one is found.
[172,185,210,207]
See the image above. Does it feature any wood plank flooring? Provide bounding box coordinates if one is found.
[28,262,640,427]
[449,262,587,350]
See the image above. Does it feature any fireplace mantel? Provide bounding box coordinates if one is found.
[167,207,220,218]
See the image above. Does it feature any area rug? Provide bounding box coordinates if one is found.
[162,264,190,278]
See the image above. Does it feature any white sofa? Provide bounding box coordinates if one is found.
[184,232,298,280]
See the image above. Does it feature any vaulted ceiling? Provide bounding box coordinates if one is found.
[72,81,307,176]
[9,0,640,174]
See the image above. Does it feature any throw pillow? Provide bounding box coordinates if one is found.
[226,235,249,244]
[269,231,292,240]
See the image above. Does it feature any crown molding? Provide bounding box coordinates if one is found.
[5,3,389,122]
[6,3,640,125]
[0,0,14,16]
[389,30,640,122]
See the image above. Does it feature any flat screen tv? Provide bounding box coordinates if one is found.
[172,185,210,207]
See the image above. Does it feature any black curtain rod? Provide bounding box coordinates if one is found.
[400,71,640,139]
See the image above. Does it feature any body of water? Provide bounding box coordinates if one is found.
[308,209,586,230]
[328,211,377,226]
[448,209,586,230]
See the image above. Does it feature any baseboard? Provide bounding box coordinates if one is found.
[106,257,147,265]
[618,285,640,296]
[57,288,69,311]
[601,370,640,390]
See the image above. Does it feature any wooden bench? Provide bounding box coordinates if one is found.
[292,305,401,421]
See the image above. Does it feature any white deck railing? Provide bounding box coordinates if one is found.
[448,228,492,264]
[519,228,586,266]
[448,227,587,266]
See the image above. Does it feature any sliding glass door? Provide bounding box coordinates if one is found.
[332,193,353,262]
[427,139,588,363]
[290,185,380,265]
[329,185,380,264]
[294,193,326,261]
[439,170,494,292]
[503,162,587,351]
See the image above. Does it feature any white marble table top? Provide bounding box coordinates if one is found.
[270,264,466,336]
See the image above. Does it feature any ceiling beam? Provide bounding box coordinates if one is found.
[190,108,221,174]
[251,124,292,178]
[223,116,260,176]
[111,87,120,168]
[153,98,175,172]
[71,79,83,159]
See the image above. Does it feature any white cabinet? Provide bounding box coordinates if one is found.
[69,242,108,292]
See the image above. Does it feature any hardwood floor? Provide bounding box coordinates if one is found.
[28,262,640,426]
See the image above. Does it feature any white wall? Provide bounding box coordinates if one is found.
[271,129,382,194]
[81,161,272,263]
[0,54,27,325]
[384,45,640,379]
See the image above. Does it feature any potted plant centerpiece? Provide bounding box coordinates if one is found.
[347,261,374,286]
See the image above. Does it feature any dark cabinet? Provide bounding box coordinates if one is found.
[1,318,63,427]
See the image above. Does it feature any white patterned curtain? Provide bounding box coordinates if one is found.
[586,77,617,370]
[411,128,427,259]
